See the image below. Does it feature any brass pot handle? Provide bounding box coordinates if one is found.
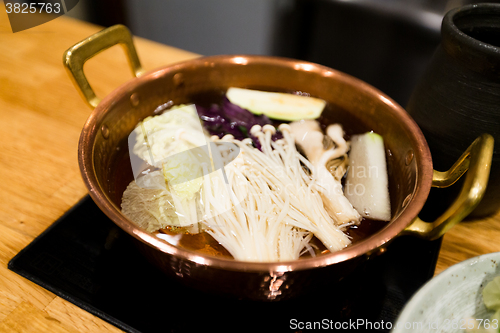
[403,134,494,240]
[63,24,144,109]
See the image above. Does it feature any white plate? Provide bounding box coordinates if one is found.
[392,252,500,333]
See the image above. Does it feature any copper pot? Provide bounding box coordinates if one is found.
[64,25,493,301]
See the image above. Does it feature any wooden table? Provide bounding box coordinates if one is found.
[0,4,499,332]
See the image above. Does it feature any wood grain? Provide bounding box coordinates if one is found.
[44,298,123,333]
[0,2,197,331]
[435,213,500,275]
[0,302,78,333]
[0,1,499,332]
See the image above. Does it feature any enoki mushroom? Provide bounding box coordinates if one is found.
[199,124,351,262]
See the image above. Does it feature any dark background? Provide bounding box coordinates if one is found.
[66,0,500,106]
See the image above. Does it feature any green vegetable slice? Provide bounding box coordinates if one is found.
[483,276,500,311]
[226,87,326,121]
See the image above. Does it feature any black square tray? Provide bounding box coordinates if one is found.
[8,196,441,332]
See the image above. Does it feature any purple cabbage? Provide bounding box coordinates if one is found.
[196,97,282,149]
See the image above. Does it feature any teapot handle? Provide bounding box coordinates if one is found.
[403,134,494,240]
[63,24,144,109]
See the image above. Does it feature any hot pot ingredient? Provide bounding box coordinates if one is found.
[345,132,391,221]
[226,87,326,121]
[121,90,390,262]
[200,124,351,261]
[195,97,279,149]
[125,105,215,233]
[122,120,352,261]
[132,104,207,200]
[121,171,181,233]
[289,120,361,226]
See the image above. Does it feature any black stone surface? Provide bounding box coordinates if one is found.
[8,195,442,332]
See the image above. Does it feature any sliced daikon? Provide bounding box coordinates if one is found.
[345,132,391,221]
[226,87,326,121]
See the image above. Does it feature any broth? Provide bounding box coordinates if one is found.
[111,89,392,260]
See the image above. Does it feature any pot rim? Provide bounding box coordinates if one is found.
[78,54,433,273]
[442,3,500,74]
